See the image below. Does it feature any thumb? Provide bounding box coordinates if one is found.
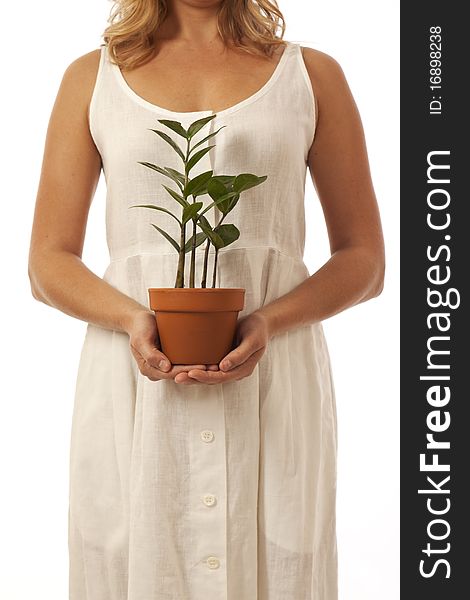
[134,334,171,372]
[219,336,254,371]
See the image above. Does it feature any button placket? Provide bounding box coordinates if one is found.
[200,429,215,443]
[186,115,227,598]
[206,556,221,570]
[202,493,217,507]
[189,389,227,595]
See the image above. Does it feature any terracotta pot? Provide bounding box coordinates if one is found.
[148,287,245,365]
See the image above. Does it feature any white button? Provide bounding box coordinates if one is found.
[203,494,217,507]
[206,556,220,569]
[200,430,215,443]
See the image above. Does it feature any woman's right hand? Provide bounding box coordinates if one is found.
[125,309,214,384]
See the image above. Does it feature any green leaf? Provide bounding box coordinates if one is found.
[207,177,228,200]
[196,214,213,234]
[233,173,268,193]
[164,167,185,189]
[151,224,180,252]
[161,184,189,208]
[200,191,239,216]
[196,214,224,248]
[226,193,240,213]
[129,204,182,225]
[186,145,215,173]
[150,129,185,162]
[184,170,213,198]
[206,176,238,212]
[137,162,183,191]
[213,223,240,249]
[138,161,170,177]
[206,229,225,248]
[211,174,236,187]
[157,119,188,139]
[190,126,227,154]
[187,114,216,139]
[182,202,203,225]
[184,231,207,253]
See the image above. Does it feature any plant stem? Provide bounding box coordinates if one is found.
[175,137,192,288]
[175,224,186,287]
[211,249,219,288]
[189,215,196,287]
[210,211,227,288]
[201,238,210,288]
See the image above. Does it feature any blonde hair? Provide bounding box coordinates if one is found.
[103,0,287,70]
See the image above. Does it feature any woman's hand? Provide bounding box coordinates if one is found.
[174,311,271,385]
[126,309,218,383]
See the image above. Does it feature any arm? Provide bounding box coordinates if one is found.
[28,50,209,379]
[185,48,385,384]
[28,50,146,332]
[257,47,385,338]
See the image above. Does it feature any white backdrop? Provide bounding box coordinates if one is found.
[0,1,399,598]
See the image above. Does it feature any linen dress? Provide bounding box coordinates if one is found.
[69,40,338,600]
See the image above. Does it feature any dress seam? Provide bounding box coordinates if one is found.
[106,246,306,265]
[296,44,317,150]
[88,44,106,154]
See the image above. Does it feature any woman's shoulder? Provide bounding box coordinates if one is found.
[299,46,353,117]
[54,48,103,123]
[62,47,102,86]
[300,46,347,89]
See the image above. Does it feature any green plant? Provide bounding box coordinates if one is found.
[129,114,267,288]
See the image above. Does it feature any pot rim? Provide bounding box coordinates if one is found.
[148,287,245,293]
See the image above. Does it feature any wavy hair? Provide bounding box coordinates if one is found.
[103,0,287,69]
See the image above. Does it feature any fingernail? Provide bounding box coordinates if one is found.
[221,360,232,371]
[159,359,170,371]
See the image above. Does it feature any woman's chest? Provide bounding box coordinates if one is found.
[118,48,285,114]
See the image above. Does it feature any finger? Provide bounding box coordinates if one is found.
[146,364,210,384]
[130,320,173,372]
[172,366,215,384]
[172,365,218,382]
[146,364,208,381]
[218,337,259,372]
[131,337,172,372]
[131,349,161,382]
[192,348,265,383]
[131,344,210,382]
[187,368,234,384]
[173,371,205,385]
[169,364,208,376]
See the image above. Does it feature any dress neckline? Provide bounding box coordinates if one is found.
[109,41,293,119]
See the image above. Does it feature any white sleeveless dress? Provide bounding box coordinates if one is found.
[69,40,338,599]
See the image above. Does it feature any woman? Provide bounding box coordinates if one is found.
[28,0,385,598]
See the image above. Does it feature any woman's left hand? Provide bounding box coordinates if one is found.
[174,310,271,385]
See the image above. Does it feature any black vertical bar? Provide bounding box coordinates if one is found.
[401,5,469,599]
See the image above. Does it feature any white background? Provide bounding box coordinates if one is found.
[0,0,399,597]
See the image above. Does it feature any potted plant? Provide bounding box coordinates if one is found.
[130,114,267,364]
